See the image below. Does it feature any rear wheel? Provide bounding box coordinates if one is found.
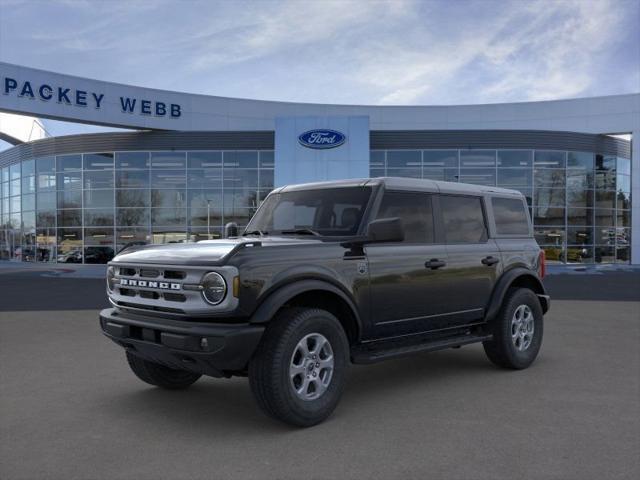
[126,351,201,389]
[483,288,543,369]
[249,307,349,427]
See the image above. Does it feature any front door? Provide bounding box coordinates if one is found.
[365,190,451,339]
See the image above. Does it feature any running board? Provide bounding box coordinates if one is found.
[351,333,492,364]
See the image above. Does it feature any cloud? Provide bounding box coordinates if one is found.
[353,0,633,104]
[186,0,412,71]
[0,0,637,106]
[473,0,627,102]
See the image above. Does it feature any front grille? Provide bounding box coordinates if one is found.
[118,288,186,303]
[164,270,186,280]
[140,269,160,278]
[118,266,187,280]
[109,262,238,316]
[163,293,187,302]
[139,290,160,300]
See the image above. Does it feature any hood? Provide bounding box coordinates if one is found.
[111,236,324,266]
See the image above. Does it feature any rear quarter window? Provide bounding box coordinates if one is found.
[492,197,530,235]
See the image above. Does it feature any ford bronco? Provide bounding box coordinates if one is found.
[100,177,549,427]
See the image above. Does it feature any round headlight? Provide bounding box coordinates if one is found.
[106,266,116,292]
[201,272,227,305]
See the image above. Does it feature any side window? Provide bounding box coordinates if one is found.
[492,197,530,235]
[375,191,434,243]
[440,195,487,243]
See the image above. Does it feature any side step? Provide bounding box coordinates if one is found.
[351,333,492,364]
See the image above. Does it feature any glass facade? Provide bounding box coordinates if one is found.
[0,150,275,263]
[371,149,632,264]
[0,146,632,265]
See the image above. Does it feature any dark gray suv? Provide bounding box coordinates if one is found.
[100,177,550,427]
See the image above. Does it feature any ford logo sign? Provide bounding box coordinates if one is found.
[298,129,346,149]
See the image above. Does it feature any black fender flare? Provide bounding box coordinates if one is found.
[249,278,363,336]
[485,268,549,322]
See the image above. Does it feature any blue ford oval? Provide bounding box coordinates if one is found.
[298,129,346,149]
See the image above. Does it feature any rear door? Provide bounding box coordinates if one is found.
[438,194,501,326]
[365,190,451,339]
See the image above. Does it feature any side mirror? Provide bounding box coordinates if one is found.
[224,222,239,238]
[366,217,404,243]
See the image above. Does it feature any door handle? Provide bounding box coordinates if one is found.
[481,256,500,266]
[425,259,446,270]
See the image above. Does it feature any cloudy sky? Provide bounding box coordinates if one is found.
[0,0,638,141]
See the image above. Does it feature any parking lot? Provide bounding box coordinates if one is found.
[1,268,639,480]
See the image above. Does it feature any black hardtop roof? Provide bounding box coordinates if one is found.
[275,177,523,197]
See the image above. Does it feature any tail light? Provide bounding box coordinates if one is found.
[538,250,546,279]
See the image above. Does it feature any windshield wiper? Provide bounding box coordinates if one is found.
[242,229,268,236]
[279,228,321,236]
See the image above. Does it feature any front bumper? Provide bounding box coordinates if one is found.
[99,308,264,377]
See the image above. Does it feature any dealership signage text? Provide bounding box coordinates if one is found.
[2,76,181,118]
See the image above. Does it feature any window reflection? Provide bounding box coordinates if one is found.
[535,151,566,168]
[534,207,565,226]
[594,209,615,227]
[151,170,186,189]
[567,152,594,169]
[83,153,114,170]
[84,209,114,227]
[498,169,531,187]
[57,155,82,171]
[151,208,187,227]
[1,146,632,264]
[567,227,593,245]
[116,227,150,252]
[534,169,565,187]
[460,151,495,167]
[458,169,496,186]
[423,151,458,168]
[151,189,186,208]
[117,208,150,226]
[116,170,149,188]
[567,208,593,226]
[150,152,186,169]
[117,189,149,208]
[116,152,149,169]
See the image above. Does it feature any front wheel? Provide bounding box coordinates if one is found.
[483,288,544,369]
[126,351,201,389]
[249,308,349,427]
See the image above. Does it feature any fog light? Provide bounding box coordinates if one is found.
[200,338,209,349]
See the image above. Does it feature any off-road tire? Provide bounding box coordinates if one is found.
[126,351,201,389]
[483,288,544,369]
[249,307,349,427]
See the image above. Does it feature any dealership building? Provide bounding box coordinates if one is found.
[0,62,638,265]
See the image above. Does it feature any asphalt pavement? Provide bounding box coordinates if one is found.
[1,268,639,479]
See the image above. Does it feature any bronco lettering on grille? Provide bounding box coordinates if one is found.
[119,278,181,290]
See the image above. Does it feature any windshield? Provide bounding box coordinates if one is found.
[245,187,372,237]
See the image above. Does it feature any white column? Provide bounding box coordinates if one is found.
[631,129,639,265]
